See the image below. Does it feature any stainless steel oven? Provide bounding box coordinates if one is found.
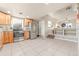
[13,31,24,42]
[13,23,24,42]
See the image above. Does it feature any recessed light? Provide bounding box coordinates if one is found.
[26,16,30,18]
[7,11,10,13]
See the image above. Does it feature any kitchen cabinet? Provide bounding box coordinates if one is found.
[6,14,11,25]
[0,12,6,25]
[8,32,13,43]
[24,31,30,40]
[0,30,3,48]
[23,18,32,40]
[0,12,11,25]
[3,32,8,43]
[24,18,32,26]
[2,31,13,44]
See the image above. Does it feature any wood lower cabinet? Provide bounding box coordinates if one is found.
[2,32,7,44]
[24,31,30,40]
[2,31,13,44]
[0,32,3,48]
[8,32,13,43]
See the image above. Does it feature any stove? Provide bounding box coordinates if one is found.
[12,23,24,42]
[13,31,24,42]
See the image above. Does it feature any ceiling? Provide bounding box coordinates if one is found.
[0,3,73,19]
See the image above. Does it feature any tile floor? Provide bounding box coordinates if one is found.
[0,38,78,56]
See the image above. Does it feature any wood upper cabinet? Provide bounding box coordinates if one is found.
[24,18,32,26]
[6,14,11,25]
[0,12,6,24]
[0,12,11,25]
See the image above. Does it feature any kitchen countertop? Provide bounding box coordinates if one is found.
[0,28,3,32]
[3,30,13,32]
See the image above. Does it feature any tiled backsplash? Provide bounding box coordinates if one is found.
[0,25,13,31]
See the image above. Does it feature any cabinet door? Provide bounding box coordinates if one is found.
[0,12,3,24]
[2,32,7,44]
[0,12,6,25]
[2,32,13,44]
[5,32,9,43]
[6,15,11,25]
[8,32,13,43]
[24,31,29,40]
[0,12,11,25]
[0,32,3,48]
[24,18,32,26]
[4,32,9,43]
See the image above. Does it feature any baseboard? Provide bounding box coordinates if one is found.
[55,37,77,43]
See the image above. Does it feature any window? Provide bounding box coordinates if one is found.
[67,23,72,28]
[48,21,52,28]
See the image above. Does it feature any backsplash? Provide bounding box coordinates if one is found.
[0,25,12,31]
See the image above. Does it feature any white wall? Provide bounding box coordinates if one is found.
[39,20,46,38]
[39,13,77,42]
[39,15,57,38]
